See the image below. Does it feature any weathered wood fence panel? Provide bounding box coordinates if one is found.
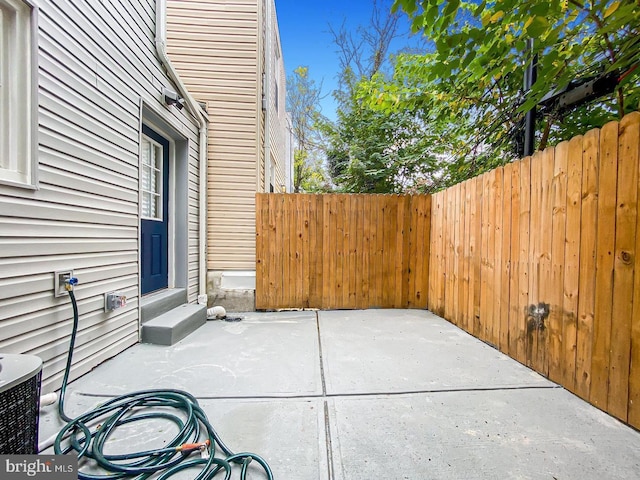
[428,112,640,429]
[256,194,431,310]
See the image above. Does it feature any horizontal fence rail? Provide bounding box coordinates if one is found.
[256,193,431,310]
[429,112,640,430]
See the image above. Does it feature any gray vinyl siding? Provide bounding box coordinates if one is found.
[167,0,260,271]
[166,0,289,271]
[267,6,287,193]
[0,0,202,392]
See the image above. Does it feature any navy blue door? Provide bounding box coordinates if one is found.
[141,125,169,295]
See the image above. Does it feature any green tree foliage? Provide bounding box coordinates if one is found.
[294,150,332,193]
[325,91,443,193]
[356,0,639,189]
[287,66,332,192]
[324,0,452,192]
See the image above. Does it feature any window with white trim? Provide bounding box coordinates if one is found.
[0,0,36,187]
[141,135,163,220]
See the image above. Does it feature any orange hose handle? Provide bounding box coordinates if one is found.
[176,439,211,451]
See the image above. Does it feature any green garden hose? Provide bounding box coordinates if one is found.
[54,281,273,480]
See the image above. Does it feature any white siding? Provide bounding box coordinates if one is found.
[0,0,202,392]
[268,3,288,193]
[166,0,289,271]
[167,0,259,271]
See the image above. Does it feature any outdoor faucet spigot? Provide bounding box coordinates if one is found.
[65,277,79,291]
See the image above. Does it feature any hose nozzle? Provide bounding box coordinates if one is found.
[176,440,211,452]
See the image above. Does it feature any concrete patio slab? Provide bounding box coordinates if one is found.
[201,398,329,480]
[64,310,321,398]
[319,309,551,395]
[41,396,328,480]
[37,309,640,479]
[328,388,640,480]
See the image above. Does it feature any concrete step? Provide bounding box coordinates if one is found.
[141,303,206,346]
[140,288,187,324]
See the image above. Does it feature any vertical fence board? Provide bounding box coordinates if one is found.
[379,196,389,307]
[493,167,504,349]
[338,195,347,308]
[294,196,304,307]
[460,183,466,321]
[307,195,319,307]
[380,195,389,308]
[444,189,453,320]
[500,165,512,353]
[270,194,282,308]
[411,196,422,308]
[400,196,411,307]
[402,196,416,308]
[283,194,292,309]
[528,151,543,369]
[539,148,555,376]
[509,163,521,359]
[549,142,568,383]
[291,195,300,307]
[378,196,386,308]
[375,196,386,308]
[339,195,348,307]
[562,136,584,392]
[353,195,364,309]
[576,128,600,400]
[351,195,359,307]
[461,181,471,331]
[464,182,474,329]
[442,190,448,316]
[630,113,640,427]
[427,195,437,311]
[608,114,639,421]
[387,196,399,307]
[340,195,349,308]
[412,197,422,308]
[288,196,295,306]
[590,121,619,410]
[361,195,371,309]
[322,196,333,308]
[423,195,432,309]
[452,184,461,325]
[337,195,345,308]
[518,157,532,364]
[480,173,491,342]
[255,194,266,309]
[429,194,440,313]
[394,196,403,305]
[346,195,355,307]
[473,176,484,338]
[302,196,311,307]
[441,191,449,316]
[437,193,446,314]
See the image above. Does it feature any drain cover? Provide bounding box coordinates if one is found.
[224,316,242,322]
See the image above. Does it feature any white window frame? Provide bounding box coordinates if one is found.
[0,0,37,188]
[140,134,164,221]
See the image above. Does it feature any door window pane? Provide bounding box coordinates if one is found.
[141,136,163,220]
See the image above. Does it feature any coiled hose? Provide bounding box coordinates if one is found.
[54,285,274,480]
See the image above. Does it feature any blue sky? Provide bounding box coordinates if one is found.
[274,0,418,121]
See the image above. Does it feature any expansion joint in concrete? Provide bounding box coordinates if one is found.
[316,311,335,479]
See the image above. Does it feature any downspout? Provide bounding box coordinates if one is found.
[263,0,273,191]
[155,0,208,297]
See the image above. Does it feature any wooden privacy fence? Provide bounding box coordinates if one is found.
[429,112,640,429]
[256,194,431,310]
